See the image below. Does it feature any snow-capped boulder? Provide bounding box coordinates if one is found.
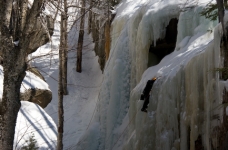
[20,88,52,108]
[0,65,52,108]
[20,70,52,108]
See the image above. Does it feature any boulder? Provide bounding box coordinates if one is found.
[28,67,45,81]
[20,88,52,108]
[26,15,54,54]
[20,69,52,108]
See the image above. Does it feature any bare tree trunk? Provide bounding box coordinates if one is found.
[0,39,27,150]
[62,0,68,95]
[217,1,228,149]
[0,0,49,149]
[76,0,85,73]
[53,0,61,22]
[225,0,228,7]
[0,1,23,149]
[105,22,110,61]
[57,13,64,150]
[88,0,93,34]
[105,0,110,61]
[217,0,226,39]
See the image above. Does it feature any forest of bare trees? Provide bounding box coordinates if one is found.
[0,0,117,149]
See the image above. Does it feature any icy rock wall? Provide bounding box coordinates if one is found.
[128,0,183,89]
[79,0,224,150]
[127,43,220,150]
[125,7,221,150]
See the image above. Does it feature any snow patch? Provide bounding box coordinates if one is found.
[14,101,57,149]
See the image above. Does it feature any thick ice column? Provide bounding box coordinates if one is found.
[96,17,132,150]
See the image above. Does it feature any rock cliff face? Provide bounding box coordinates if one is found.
[0,14,54,57]
[90,13,106,71]
[88,4,116,71]
[26,15,54,54]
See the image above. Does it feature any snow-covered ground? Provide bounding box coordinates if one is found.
[30,16,103,149]
[14,101,57,150]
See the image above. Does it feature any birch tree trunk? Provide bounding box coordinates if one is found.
[76,0,85,73]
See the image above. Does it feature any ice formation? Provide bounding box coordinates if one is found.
[78,0,228,149]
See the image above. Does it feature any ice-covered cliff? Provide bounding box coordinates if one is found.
[77,0,228,149]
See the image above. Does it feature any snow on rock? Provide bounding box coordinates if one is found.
[0,66,50,100]
[21,71,50,93]
[21,69,52,108]
[13,41,20,46]
[14,101,57,150]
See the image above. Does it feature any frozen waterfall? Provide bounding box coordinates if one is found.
[77,0,228,149]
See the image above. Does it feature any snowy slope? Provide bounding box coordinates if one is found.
[30,14,103,150]
[14,101,57,150]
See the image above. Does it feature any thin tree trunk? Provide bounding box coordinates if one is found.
[76,0,85,73]
[105,0,112,61]
[88,0,93,33]
[53,0,61,22]
[217,0,226,39]
[57,13,64,150]
[105,22,110,61]
[62,0,68,95]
